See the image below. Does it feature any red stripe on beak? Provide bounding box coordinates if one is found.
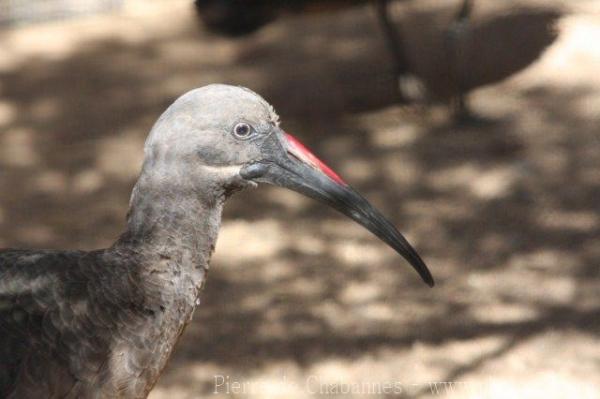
[284,133,347,186]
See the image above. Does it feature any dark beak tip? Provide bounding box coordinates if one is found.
[415,263,434,287]
[267,131,436,288]
[425,275,435,288]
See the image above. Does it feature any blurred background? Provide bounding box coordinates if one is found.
[0,0,599,398]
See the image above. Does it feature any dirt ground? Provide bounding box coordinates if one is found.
[0,1,599,398]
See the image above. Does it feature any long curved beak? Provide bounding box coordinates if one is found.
[240,130,434,287]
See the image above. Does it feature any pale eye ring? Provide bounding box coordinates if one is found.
[233,122,253,139]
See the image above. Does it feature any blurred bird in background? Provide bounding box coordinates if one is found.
[196,0,562,120]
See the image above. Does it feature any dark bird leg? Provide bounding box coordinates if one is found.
[446,0,475,122]
[374,0,425,103]
[375,0,409,77]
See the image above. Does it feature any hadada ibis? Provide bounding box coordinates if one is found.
[0,84,433,398]
[377,0,561,119]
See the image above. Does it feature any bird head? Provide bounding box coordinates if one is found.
[144,84,434,287]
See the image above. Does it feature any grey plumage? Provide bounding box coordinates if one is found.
[0,84,433,398]
[0,247,187,397]
[1,85,264,398]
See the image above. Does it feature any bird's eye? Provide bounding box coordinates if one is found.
[233,122,253,139]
